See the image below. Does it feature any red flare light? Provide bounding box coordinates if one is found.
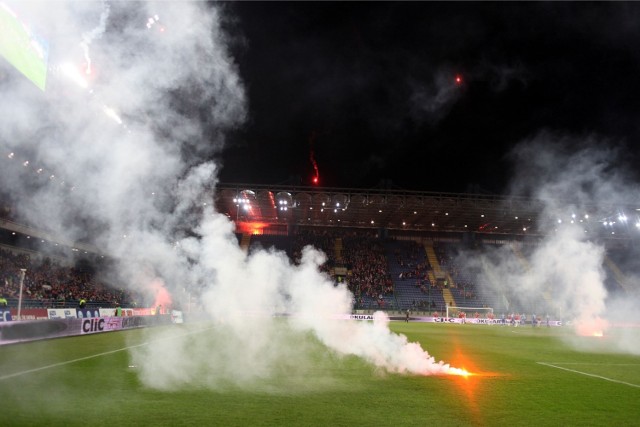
[575,316,609,337]
[455,74,463,85]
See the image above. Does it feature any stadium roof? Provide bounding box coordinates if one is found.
[215,183,640,241]
[215,183,549,236]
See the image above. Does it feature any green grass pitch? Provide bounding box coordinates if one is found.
[0,321,638,426]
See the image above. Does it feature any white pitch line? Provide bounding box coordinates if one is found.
[0,325,215,382]
[537,362,640,388]
[0,343,147,381]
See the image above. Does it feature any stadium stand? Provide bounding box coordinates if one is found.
[0,248,135,309]
[2,197,638,316]
[385,239,445,312]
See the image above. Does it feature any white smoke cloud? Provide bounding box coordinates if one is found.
[1,1,461,391]
[457,132,640,352]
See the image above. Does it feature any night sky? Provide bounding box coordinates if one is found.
[217,2,640,194]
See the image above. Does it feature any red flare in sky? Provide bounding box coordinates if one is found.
[309,131,320,185]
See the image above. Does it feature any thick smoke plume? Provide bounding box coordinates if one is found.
[0,1,459,390]
[458,132,640,353]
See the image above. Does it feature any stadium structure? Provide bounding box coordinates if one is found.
[1,1,639,322]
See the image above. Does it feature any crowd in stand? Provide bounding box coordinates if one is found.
[434,243,479,301]
[0,249,131,307]
[290,228,338,273]
[342,234,394,305]
[394,241,432,293]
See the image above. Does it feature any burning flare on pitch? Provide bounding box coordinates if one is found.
[447,367,473,377]
[575,316,609,338]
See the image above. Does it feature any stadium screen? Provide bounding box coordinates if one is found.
[0,2,49,91]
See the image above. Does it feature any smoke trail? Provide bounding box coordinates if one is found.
[79,0,110,76]
[0,1,459,392]
[309,130,320,184]
[410,67,463,124]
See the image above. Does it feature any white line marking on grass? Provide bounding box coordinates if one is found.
[0,325,216,381]
[0,344,147,381]
[537,362,640,388]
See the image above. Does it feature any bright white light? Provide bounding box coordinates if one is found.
[60,62,88,88]
[557,219,562,224]
[102,105,123,124]
[619,214,627,222]
[584,214,589,219]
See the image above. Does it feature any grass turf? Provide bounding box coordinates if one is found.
[0,321,638,426]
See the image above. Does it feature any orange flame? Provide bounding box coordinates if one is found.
[447,367,473,377]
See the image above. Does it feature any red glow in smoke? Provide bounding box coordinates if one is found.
[147,278,172,313]
[575,316,609,337]
[455,74,463,85]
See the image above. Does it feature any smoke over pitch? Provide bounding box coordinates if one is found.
[458,133,640,353]
[0,2,458,390]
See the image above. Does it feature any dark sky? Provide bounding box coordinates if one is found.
[217,2,640,194]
